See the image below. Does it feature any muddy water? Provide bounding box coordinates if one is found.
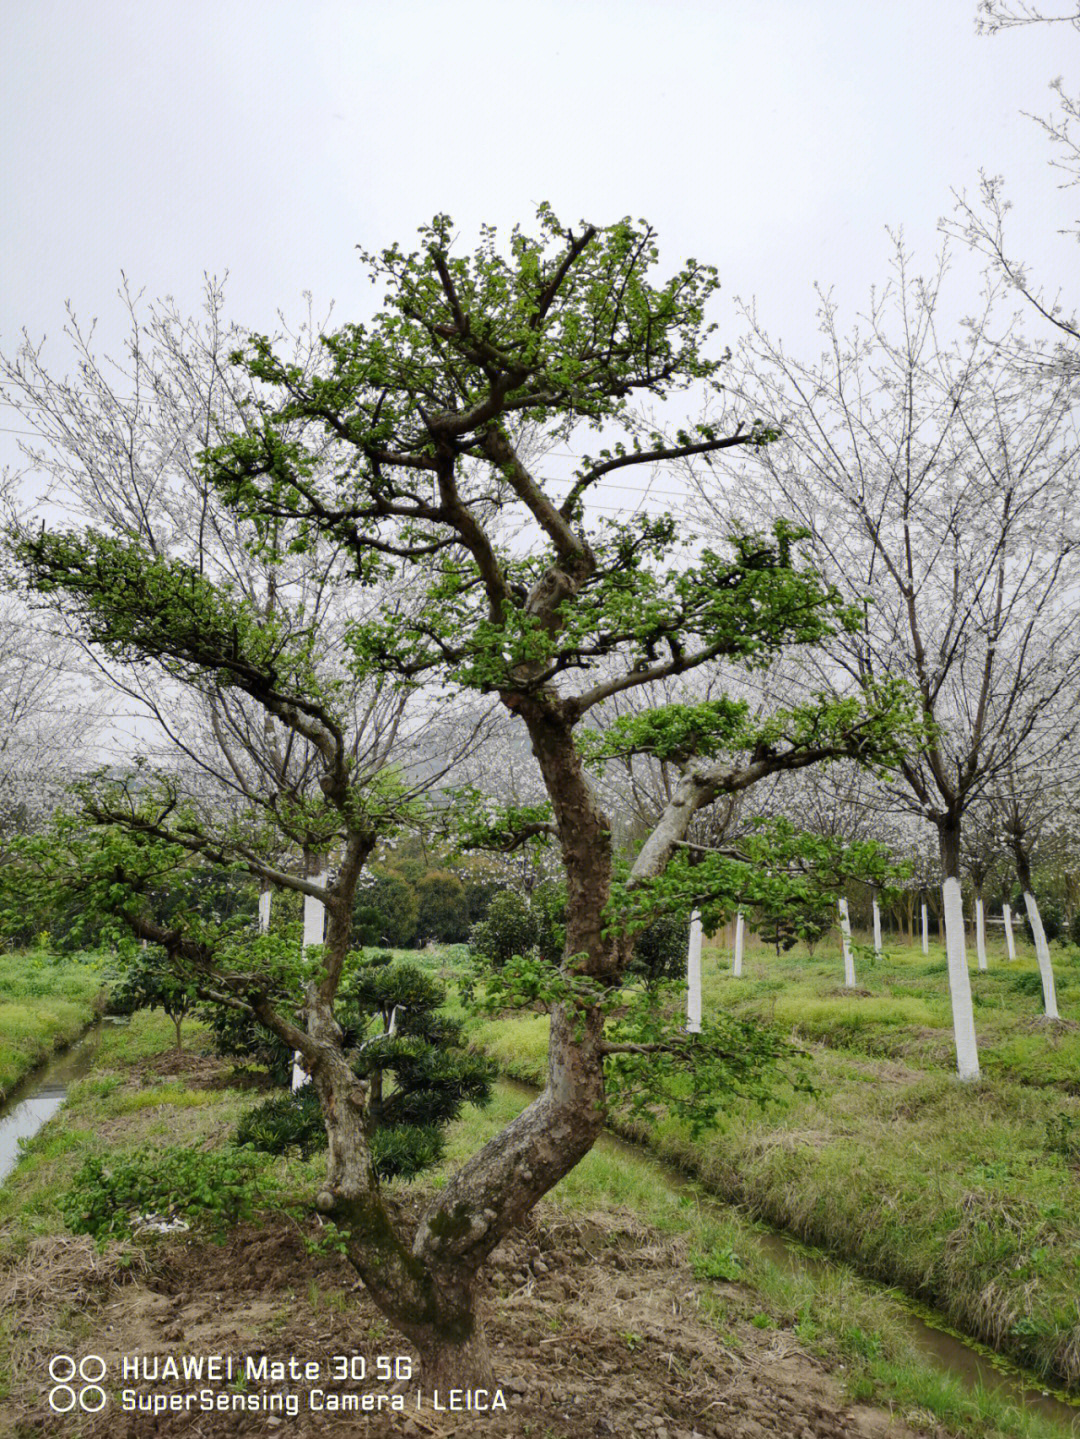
[0,1024,105,1185]
[751,1225,1080,1430]
[500,1078,1080,1432]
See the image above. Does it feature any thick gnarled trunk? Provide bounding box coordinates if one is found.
[312,692,618,1387]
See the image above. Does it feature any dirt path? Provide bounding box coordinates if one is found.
[2,1204,933,1439]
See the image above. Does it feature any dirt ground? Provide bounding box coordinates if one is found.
[1,1202,936,1439]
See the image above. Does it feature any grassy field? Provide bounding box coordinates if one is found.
[1,1005,1077,1437]
[0,949,107,1099]
[458,932,1080,1395]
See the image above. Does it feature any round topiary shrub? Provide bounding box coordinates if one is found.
[235,951,493,1183]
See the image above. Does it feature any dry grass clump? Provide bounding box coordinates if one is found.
[0,1232,147,1310]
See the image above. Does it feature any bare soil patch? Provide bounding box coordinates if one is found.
[130,1052,270,1092]
[1,1206,933,1439]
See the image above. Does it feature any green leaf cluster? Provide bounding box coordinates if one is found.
[62,1145,277,1240]
[613,818,908,938]
[604,984,811,1138]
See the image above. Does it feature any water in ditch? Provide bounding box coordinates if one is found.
[500,1077,1080,1433]
[0,1023,106,1186]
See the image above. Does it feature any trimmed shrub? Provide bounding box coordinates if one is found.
[236,1088,444,1179]
[235,951,494,1181]
[416,872,469,943]
[201,1005,293,1087]
[628,914,691,988]
[354,872,419,948]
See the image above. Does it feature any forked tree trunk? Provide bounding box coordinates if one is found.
[938,820,980,1082]
[309,697,618,1389]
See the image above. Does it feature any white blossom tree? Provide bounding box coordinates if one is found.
[694,240,1080,1079]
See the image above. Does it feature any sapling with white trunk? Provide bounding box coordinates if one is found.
[942,876,978,1079]
[838,897,857,988]
[686,911,703,1032]
[701,237,1080,1082]
[1000,795,1062,1020]
[975,897,988,971]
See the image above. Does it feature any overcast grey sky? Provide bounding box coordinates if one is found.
[1,0,1075,479]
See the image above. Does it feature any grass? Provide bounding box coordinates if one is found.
[458,933,1080,1396]
[0,1011,265,1248]
[0,949,107,1098]
[443,1085,1078,1439]
[4,951,1080,1436]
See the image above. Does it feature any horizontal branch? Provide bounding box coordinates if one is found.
[559,431,759,518]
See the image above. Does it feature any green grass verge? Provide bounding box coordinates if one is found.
[0,950,107,1098]
[458,935,1080,1395]
[4,974,1079,1436]
[442,1085,1077,1439]
[0,1012,284,1246]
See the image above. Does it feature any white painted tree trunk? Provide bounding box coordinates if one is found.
[294,868,327,1092]
[1022,891,1060,1020]
[258,885,272,935]
[303,876,327,953]
[921,902,929,955]
[686,910,702,1032]
[1003,904,1016,961]
[732,911,744,977]
[838,898,856,987]
[975,896,987,972]
[872,899,882,960]
[942,876,980,1082]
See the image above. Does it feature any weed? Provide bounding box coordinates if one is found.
[692,1245,742,1281]
[1046,1112,1080,1161]
[61,1144,278,1239]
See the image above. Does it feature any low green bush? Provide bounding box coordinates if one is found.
[235,1088,444,1179]
[200,1005,293,1086]
[62,1145,276,1239]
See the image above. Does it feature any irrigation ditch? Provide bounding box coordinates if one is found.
[1,1029,1077,1432]
[499,1076,1080,1432]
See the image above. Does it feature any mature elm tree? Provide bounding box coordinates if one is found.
[10,210,920,1384]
